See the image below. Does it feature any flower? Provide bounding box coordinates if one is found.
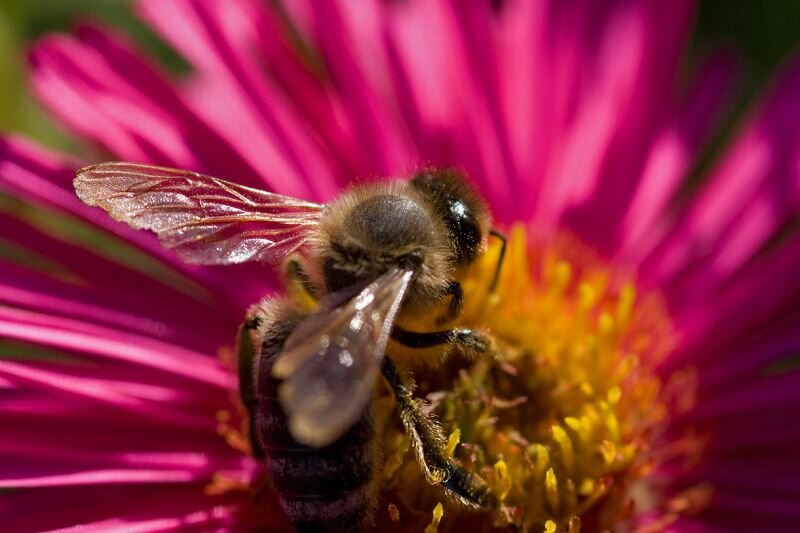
[2,0,800,531]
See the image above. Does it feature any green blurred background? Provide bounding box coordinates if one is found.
[0,0,799,153]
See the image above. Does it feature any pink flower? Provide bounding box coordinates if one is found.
[1,0,799,531]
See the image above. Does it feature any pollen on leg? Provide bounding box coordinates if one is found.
[380,226,702,530]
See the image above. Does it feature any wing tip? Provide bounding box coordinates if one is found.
[278,376,362,448]
[73,167,98,206]
[289,415,341,448]
[73,161,136,205]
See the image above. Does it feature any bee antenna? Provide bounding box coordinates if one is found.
[488,229,507,292]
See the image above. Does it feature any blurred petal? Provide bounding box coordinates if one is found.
[643,58,800,300]
[137,0,336,200]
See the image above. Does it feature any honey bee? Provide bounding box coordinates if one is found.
[74,163,506,531]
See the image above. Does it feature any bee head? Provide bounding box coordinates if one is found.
[410,169,490,267]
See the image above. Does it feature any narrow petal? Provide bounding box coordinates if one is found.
[617,53,739,260]
[643,58,800,299]
[666,236,800,367]
[30,26,265,187]
[0,485,248,532]
[137,0,335,200]
[0,307,230,387]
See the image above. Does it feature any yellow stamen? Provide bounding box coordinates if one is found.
[600,440,617,465]
[493,460,512,502]
[616,283,636,327]
[424,503,444,533]
[528,443,550,477]
[578,283,595,311]
[545,468,559,513]
[214,409,249,454]
[445,428,461,457]
[204,472,249,496]
[551,425,575,473]
[554,261,572,291]
[383,433,409,480]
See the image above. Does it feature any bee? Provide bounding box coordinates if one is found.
[74,163,507,531]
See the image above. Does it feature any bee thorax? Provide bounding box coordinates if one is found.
[319,191,443,294]
[346,194,431,248]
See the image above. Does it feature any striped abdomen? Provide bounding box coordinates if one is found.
[255,310,378,532]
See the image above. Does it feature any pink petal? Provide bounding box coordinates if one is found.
[0,469,200,489]
[689,315,800,393]
[0,485,245,532]
[30,26,263,187]
[617,52,739,260]
[387,0,515,212]
[137,0,335,200]
[538,1,694,248]
[666,236,800,368]
[642,58,800,298]
[0,306,230,387]
[0,359,218,429]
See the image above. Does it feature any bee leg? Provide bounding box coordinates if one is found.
[381,357,495,508]
[391,326,492,359]
[438,281,464,323]
[237,309,266,459]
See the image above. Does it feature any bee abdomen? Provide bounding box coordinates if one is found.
[257,398,378,532]
[257,396,376,488]
[255,309,379,532]
[279,489,374,533]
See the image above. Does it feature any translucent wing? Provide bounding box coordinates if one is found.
[272,268,414,447]
[74,162,323,265]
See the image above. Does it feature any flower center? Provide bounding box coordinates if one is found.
[380,225,691,531]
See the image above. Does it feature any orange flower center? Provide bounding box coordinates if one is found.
[379,226,699,531]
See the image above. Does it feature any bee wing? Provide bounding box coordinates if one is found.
[272,267,414,447]
[74,162,323,265]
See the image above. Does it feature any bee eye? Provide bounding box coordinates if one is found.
[453,211,482,263]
